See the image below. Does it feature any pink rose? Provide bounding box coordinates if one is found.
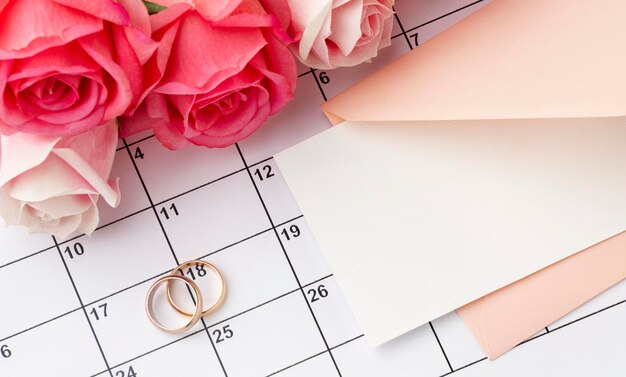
[121,0,297,149]
[265,0,395,69]
[0,0,158,137]
[0,121,120,239]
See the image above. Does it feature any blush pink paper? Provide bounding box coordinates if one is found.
[317,0,626,359]
[457,233,626,360]
[321,0,626,123]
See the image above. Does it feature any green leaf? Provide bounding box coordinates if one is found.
[143,1,167,15]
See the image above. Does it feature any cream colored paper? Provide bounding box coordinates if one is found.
[275,118,626,346]
[275,0,626,347]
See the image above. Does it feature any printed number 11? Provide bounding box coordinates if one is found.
[160,203,179,220]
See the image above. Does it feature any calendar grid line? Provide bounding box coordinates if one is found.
[0,213,307,344]
[236,143,343,377]
[392,6,414,50]
[122,138,230,377]
[429,322,453,372]
[91,328,206,377]
[266,334,367,377]
[52,236,114,377]
[265,350,328,377]
[123,137,182,267]
[550,297,626,333]
[152,168,247,207]
[94,207,152,232]
[90,275,345,377]
[403,0,485,36]
[0,245,56,270]
[440,357,487,377]
[309,68,329,102]
[116,135,155,151]
[6,272,621,376]
[330,334,365,351]
[0,307,81,343]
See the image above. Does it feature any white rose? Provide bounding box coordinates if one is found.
[0,121,120,240]
[283,0,395,69]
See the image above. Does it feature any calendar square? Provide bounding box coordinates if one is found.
[60,210,175,303]
[305,277,362,348]
[0,250,78,339]
[279,218,332,287]
[158,171,270,261]
[0,222,54,267]
[210,292,327,377]
[88,275,204,366]
[249,158,302,226]
[276,353,339,377]
[97,149,150,227]
[199,231,300,327]
[108,332,225,377]
[0,311,107,377]
[132,137,244,204]
[333,327,450,377]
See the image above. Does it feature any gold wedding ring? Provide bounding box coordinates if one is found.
[145,259,226,334]
[145,275,203,334]
[166,260,226,317]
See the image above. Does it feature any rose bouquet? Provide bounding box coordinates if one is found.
[0,0,395,238]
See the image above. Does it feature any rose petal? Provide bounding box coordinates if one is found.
[78,28,132,121]
[27,193,92,218]
[0,132,59,185]
[56,119,118,183]
[0,184,21,225]
[40,212,82,240]
[0,0,103,59]
[76,199,99,236]
[151,0,243,22]
[7,153,94,202]
[53,147,120,207]
[37,79,99,124]
[156,11,267,94]
[328,0,364,56]
[52,0,131,26]
[285,0,332,60]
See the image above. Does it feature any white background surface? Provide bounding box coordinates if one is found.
[0,1,625,376]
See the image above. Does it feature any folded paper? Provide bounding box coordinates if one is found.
[275,0,626,348]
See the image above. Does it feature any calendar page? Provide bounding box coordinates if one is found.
[1,1,626,376]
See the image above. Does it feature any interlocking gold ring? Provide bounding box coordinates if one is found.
[166,260,226,317]
[145,275,203,334]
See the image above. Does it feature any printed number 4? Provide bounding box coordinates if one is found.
[213,325,234,343]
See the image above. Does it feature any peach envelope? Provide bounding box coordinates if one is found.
[457,232,626,359]
[298,0,626,356]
